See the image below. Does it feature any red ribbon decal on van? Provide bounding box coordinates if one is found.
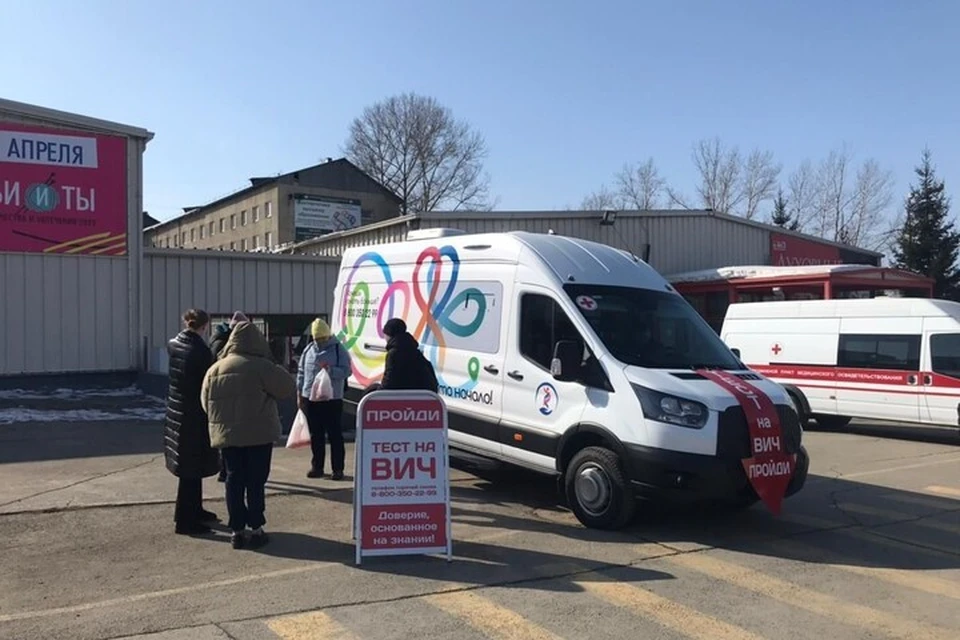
[698,370,796,515]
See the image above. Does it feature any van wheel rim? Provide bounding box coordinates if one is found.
[575,464,611,516]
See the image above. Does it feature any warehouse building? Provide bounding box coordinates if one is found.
[143,158,403,253]
[282,208,883,272]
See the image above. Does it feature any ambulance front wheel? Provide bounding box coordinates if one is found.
[565,446,636,530]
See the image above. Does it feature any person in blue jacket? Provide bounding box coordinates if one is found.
[297,318,352,480]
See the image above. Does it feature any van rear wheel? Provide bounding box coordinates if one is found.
[565,446,636,530]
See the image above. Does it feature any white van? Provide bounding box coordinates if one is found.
[720,297,960,431]
[331,230,809,529]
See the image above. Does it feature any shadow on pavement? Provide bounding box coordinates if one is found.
[265,449,960,574]
[0,421,165,464]
[805,419,960,446]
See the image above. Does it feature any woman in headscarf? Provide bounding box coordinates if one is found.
[296,318,352,480]
[164,308,220,535]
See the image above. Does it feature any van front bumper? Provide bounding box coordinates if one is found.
[623,443,810,504]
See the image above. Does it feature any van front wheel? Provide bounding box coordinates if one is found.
[565,446,636,530]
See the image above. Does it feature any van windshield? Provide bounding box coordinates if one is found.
[563,284,742,370]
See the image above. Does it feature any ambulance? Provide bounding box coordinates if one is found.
[331,229,809,529]
[720,297,960,431]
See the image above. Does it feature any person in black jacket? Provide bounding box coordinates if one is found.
[165,308,220,535]
[380,318,438,392]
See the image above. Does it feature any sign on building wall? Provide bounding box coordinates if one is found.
[770,232,878,267]
[293,194,361,242]
[0,123,128,256]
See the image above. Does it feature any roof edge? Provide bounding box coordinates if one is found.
[0,98,154,141]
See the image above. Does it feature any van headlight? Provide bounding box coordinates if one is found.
[632,384,709,429]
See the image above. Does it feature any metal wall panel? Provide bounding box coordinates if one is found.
[142,249,340,354]
[0,253,130,375]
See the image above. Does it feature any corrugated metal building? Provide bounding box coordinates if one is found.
[142,249,340,372]
[0,99,153,376]
[281,209,883,275]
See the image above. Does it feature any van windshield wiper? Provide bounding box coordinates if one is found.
[689,363,731,370]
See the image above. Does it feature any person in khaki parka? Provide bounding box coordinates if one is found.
[201,320,296,549]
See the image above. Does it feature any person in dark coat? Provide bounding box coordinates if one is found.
[165,308,221,535]
[380,318,438,392]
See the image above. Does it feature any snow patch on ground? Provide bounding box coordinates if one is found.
[0,385,166,424]
[0,407,166,424]
[0,385,148,401]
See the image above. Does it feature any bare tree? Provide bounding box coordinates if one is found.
[742,149,782,219]
[615,158,666,209]
[344,92,491,213]
[783,148,895,250]
[691,138,743,213]
[687,138,781,217]
[581,184,623,210]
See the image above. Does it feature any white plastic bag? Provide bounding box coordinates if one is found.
[286,409,311,449]
[310,368,334,402]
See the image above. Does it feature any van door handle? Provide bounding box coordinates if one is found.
[907,374,918,386]
[484,365,500,375]
[508,370,524,380]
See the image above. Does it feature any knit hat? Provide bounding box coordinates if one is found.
[311,317,331,341]
[383,318,406,338]
[229,311,249,328]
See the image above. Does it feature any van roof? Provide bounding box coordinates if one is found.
[340,230,670,290]
[725,297,960,319]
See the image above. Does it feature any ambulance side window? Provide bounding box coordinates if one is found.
[929,333,960,379]
[837,334,920,371]
[519,294,586,371]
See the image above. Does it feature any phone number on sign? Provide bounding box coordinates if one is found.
[370,489,438,498]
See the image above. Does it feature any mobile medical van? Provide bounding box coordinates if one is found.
[331,230,809,529]
[721,297,960,431]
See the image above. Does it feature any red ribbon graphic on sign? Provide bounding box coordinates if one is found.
[698,370,796,515]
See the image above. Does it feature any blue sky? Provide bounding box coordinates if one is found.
[3,0,957,224]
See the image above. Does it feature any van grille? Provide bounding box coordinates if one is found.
[716,404,803,459]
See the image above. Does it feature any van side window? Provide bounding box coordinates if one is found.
[929,333,960,379]
[837,334,920,371]
[520,294,584,370]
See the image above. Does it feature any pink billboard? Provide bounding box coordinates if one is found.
[0,122,128,256]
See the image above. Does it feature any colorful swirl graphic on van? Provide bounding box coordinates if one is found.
[336,244,487,394]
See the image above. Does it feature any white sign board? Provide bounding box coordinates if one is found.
[353,390,452,565]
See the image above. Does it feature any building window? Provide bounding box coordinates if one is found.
[253,205,260,223]
[241,238,247,251]
[230,241,236,250]
[181,232,186,245]
[837,334,921,371]
[200,225,205,239]
[265,231,272,248]
[220,218,225,233]
[241,210,247,226]
[209,222,215,236]
[253,235,260,249]
[265,202,272,218]
[231,214,237,229]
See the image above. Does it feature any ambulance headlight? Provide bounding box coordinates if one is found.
[632,384,709,429]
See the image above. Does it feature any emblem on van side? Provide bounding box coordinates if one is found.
[771,343,783,356]
[535,382,558,416]
[575,295,597,311]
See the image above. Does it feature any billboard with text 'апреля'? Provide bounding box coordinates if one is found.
[0,123,128,256]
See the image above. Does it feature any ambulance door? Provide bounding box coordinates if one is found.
[835,318,922,424]
[920,319,960,427]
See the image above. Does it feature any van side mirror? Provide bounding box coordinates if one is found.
[551,340,582,382]
[731,347,741,358]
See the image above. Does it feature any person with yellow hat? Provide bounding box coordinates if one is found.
[296,317,352,480]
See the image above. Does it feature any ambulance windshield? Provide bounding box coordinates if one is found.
[564,284,742,370]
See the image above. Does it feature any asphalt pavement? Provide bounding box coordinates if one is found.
[1,412,958,640]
